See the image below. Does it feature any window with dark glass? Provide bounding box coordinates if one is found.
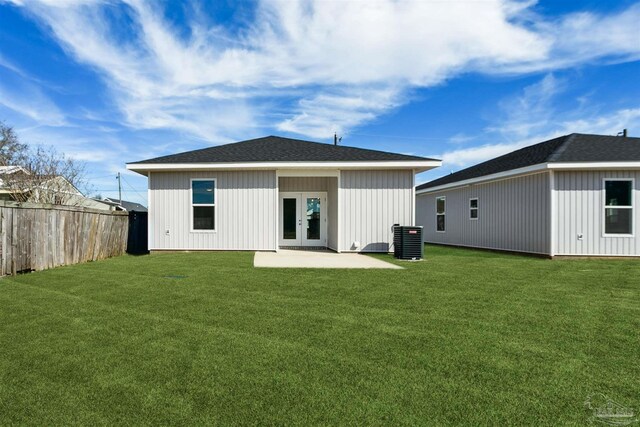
[192,180,215,230]
[436,196,445,232]
[604,180,633,235]
[469,198,478,220]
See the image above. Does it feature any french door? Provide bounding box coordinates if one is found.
[279,192,327,247]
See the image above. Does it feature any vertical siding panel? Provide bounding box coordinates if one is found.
[554,170,639,256]
[148,170,276,250]
[535,174,541,252]
[260,173,265,250]
[592,172,598,254]
[417,172,552,255]
[364,172,369,248]
[339,170,412,252]
[559,172,565,254]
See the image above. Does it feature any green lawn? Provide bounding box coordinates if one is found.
[0,245,638,425]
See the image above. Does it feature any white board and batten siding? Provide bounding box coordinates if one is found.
[340,170,414,252]
[149,169,415,252]
[279,176,330,192]
[149,170,277,250]
[417,172,551,255]
[554,170,640,256]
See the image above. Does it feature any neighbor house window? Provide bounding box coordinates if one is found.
[192,179,215,231]
[469,198,478,220]
[603,179,633,236]
[436,196,445,232]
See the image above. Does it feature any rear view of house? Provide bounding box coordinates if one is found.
[127,136,440,252]
[416,133,640,257]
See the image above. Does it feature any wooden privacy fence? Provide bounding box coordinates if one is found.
[0,201,129,275]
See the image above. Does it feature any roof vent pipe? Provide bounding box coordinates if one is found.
[333,133,342,145]
[618,129,628,137]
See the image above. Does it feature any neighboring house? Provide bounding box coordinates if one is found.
[103,197,148,212]
[0,165,28,201]
[0,165,113,210]
[416,133,640,257]
[127,136,440,252]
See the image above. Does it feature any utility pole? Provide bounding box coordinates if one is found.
[116,172,122,204]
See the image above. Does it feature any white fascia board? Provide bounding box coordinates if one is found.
[548,162,640,170]
[126,160,441,175]
[416,163,549,195]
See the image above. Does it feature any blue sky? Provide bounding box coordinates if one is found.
[1,0,639,205]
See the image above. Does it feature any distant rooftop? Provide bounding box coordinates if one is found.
[104,198,147,212]
[417,133,640,190]
[0,165,27,175]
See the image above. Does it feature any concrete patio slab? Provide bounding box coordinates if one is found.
[254,249,403,269]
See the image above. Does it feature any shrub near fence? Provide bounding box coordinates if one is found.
[0,201,128,275]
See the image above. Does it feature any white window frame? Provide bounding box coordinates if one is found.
[469,198,478,220]
[190,178,217,233]
[602,178,634,238]
[436,196,446,233]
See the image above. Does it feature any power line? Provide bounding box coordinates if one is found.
[121,175,146,202]
[86,174,119,180]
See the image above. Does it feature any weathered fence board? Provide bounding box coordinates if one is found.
[0,201,128,276]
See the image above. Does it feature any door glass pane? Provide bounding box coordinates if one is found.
[283,198,297,239]
[306,197,320,240]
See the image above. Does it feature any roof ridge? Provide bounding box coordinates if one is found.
[546,133,577,162]
[128,135,438,164]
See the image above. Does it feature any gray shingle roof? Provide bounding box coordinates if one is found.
[104,198,148,212]
[417,133,640,191]
[130,135,437,164]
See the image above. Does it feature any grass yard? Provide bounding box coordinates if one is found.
[0,245,638,425]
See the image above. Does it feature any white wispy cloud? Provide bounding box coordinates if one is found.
[413,67,640,182]
[6,0,640,140]
[436,93,640,171]
[416,104,640,184]
[488,73,565,139]
[0,72,66,126]
[278,85,406,136]
[435,106,640,169]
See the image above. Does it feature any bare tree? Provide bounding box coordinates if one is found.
[0,121,28,166]
[0,123,88,205]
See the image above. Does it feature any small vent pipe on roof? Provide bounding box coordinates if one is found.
[618,129,628,137]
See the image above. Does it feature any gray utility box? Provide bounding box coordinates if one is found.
[393,225,424,260]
